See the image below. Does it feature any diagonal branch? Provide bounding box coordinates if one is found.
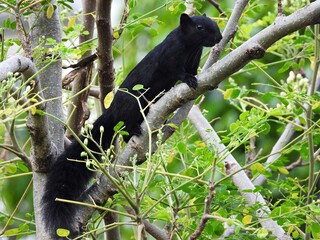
[0,56,52,171]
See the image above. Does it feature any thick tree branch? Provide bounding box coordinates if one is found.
[0,55,52,170]
[28,1,63,239]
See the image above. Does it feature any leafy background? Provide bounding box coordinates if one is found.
[0,0,319,239]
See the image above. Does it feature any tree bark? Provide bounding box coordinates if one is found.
[28,1,63,239]
[96,0,115,111]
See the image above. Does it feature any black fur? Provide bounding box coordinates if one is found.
[42,13,222,238]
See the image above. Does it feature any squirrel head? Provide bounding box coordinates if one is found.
[180,13,222,47]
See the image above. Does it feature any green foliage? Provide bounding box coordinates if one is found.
[0,0,319,239]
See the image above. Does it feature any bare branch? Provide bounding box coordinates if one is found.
[114,0,129,43]
[0,55,52,170]
[96,0,115,111]
[66,0,96,138]
[203,0,249,69]
[278,0,285,16]
[207,0,227,17]
[190,182,215,240]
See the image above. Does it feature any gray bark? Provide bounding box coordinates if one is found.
[28,1,63,239]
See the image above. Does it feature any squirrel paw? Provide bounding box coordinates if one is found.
[184,75,198,89]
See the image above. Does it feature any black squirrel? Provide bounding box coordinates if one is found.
[42,13,222,238]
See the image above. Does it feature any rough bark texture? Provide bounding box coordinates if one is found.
[28,1,63,239]
[96,0,115,111]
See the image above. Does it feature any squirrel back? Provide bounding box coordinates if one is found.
[42,13,222,238]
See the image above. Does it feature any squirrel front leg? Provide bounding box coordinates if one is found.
[179,72,198,89]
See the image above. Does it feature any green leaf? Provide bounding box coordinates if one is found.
[154,209,171,221]
[310,203,320,214]
[223,88,233,99]
[18,223,29,232]
[257,228,268,238]
[251,163,266,174]
[17,162,29,172]
[113,31,120,39]
[277,167,289,175]
[230,122,238,132]
[47,3,55,19]
[67,15,77,29]
[177,142,187,154]
[35,109,45,115]
[5,163,17,173]
[104,91,114,109]
[261,122,271,134]
[167,123,178,129]
[113,121,124,131]
[239,111,249,121]
[4,228,20,236]
[311,222,320,239]
[118,130,129,136]
[56,228,70,237]
[132,84,144,91]
[278,61,291,73]
[242,215,252,225]
[10,21,16,30]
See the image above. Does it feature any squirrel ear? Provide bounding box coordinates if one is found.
[203,13,207,17]
[180,13,192,29]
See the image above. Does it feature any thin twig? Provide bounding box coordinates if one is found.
[207,0,227,17]
[278,0,285,16]
[189,182,215,240]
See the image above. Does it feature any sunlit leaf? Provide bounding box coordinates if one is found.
[257,228,268,238]
[56,228,70,237]
[132,84,144,91]
[104,91,114,109]
[277,167,289,175]
[68,15,77,29]
[242,215,252,225]
[47,4,54,19]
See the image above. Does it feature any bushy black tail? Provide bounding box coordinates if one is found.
[42,111,115,238]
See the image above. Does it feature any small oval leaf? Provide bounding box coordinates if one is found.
[132,84,144,91]
[56,228,70,237]
[68,15,77,29]
[47,4,54,19]
[104,91,114,109]
[277,167,289,175]
[242,215,252,225]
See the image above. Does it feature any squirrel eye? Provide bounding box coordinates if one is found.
[196,24,204,30]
